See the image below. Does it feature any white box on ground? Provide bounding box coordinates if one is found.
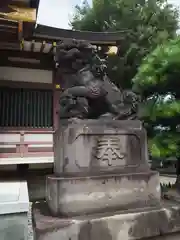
[0,181,29,240]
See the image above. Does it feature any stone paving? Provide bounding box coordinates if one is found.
[28,203,34,240]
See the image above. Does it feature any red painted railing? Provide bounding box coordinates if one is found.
[0,129,54,164]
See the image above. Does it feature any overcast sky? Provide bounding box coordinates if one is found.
[37,0,90,29]
[37,0,180,29]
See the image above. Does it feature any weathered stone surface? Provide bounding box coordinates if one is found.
[54,119,149,176]
[33,200,180,240]
[46,171,161,217]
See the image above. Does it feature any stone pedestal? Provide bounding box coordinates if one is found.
[33,200,180,240]
[46,171,160,217]
[49,119,160,217]
[33,119,180,239]
[53,120,149,176]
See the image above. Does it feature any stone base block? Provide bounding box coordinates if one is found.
[54,119,150,176]
[33,200,180,240]
[46,171,160,217]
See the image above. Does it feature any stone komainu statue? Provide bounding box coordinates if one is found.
[55,39,139,120]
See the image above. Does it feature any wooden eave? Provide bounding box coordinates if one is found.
[27,24,126,45]
[0,0,40,9]
[0,48,53,70]
[0,18,19,42]
[0,18,126,70]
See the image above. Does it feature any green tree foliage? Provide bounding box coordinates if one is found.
[71,0,179,89]
[133,37,180,162]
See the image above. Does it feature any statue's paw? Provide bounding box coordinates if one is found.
[99,113,114,119]
[69,117,84,123]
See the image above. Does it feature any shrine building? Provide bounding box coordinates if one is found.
[0,0,123,168]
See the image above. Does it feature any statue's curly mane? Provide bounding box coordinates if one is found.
[55,40,106,78]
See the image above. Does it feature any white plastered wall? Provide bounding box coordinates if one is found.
[0,66,53,84]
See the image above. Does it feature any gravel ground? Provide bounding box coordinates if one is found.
[28,202,34,240]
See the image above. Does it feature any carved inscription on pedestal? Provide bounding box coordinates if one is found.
[95,136,126,166]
